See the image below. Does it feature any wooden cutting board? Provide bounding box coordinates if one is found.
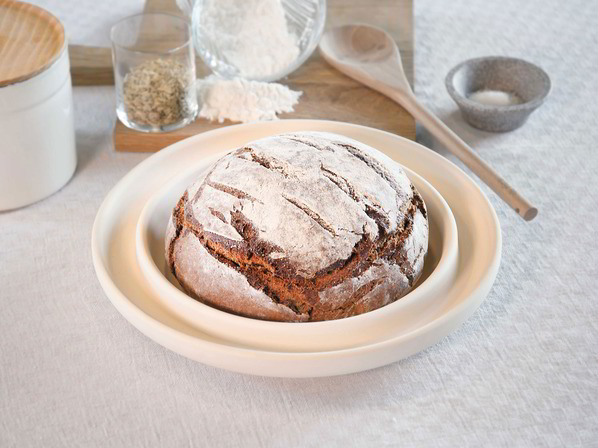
[103,0,414,152]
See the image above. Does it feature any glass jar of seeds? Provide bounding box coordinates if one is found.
[111,13,198,132]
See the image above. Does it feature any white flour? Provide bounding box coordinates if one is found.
[199,0,300,79]
[197,76,302,123]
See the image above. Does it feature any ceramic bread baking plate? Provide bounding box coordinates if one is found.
[91,120,501,377]
[135,142,458,352]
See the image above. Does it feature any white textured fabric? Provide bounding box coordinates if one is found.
[1,0,597,446]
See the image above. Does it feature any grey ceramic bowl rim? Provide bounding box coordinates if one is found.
[445,56,551,112]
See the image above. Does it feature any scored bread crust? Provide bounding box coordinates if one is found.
[165,131,428,322]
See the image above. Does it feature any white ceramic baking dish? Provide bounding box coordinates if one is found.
[135,155,459,352]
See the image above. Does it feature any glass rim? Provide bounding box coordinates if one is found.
[110,12,192,55]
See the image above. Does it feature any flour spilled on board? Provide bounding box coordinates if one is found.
[197,76,302,123]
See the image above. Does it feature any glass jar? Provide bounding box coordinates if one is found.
[190,0,327,82]
[111,13,198,133]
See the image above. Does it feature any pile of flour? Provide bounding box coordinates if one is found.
[197,76,302,123]
[199,0,300,79]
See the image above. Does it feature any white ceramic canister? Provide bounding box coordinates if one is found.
[0,1,76,211]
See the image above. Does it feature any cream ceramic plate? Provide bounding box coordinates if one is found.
[136,163,459,352]
[91,120,501,377]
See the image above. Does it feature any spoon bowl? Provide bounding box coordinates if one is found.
[322,25,397,64]
[320,24,410,92]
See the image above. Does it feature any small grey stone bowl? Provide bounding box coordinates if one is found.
[445,56,551,132]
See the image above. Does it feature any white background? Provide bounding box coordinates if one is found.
[1,0,597,446]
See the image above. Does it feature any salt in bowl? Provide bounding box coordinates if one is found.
[445,56,551,132]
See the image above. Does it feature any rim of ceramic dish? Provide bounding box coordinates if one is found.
[445,56,551,112]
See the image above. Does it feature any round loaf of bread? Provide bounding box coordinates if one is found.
[165,131,428,322]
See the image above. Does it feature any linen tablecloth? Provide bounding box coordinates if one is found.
[1,0,597,445]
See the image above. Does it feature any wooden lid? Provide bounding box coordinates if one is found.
[0,0,65,87]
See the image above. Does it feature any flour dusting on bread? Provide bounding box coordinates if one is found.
[166,131,428,322]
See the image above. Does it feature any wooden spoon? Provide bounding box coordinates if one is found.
[320,24,537,221]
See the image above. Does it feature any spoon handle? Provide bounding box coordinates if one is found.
[394,92,537,221]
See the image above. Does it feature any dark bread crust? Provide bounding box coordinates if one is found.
[166,132,428,322]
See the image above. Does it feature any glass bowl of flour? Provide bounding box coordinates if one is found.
[190,0,327,82]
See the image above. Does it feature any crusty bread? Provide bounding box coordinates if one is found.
[165,131,428,322]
